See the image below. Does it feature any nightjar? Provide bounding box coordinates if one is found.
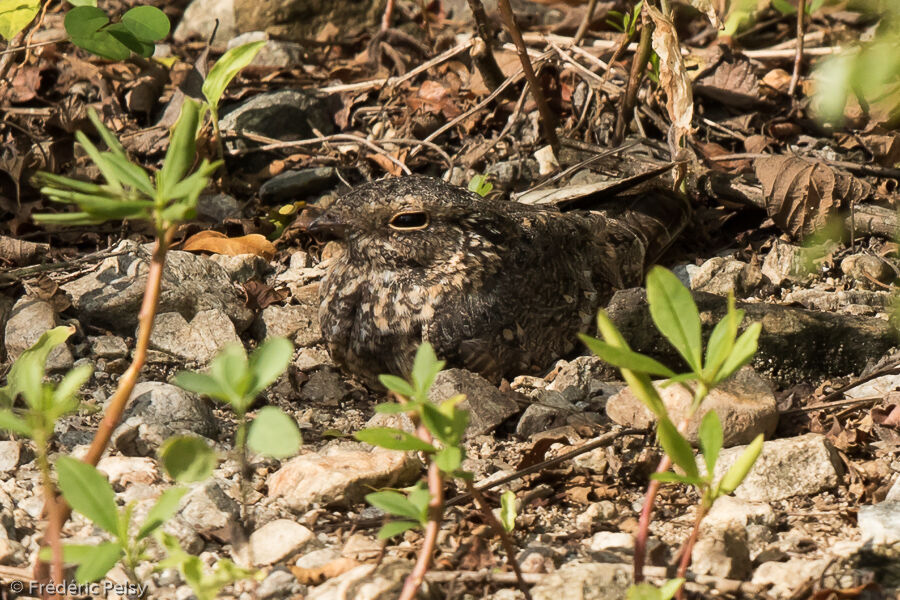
[309,175,688,385]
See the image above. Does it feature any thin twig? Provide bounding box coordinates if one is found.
[22,0,53,66]
[0,39,63,57]
[674,503,708,600]
[573,0,600,46]
[465,481,532,600]
[497,0,560,154]
[787,0,806,97]
[320,39,475,94]
[466,0,507,93]
[381,0,395,30]
[613,9,653,145]
[0,250,129,283]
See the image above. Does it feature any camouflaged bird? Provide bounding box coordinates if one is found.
[308,175,688,385]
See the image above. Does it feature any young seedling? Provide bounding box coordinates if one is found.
[467,174,494,197]
[0,326,92,582]
[45,458,187,583]
[156,532,259,600]
[355,343,531,600]
[173,337,301,522]
[580,266,764,597]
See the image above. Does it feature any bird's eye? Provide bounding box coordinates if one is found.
[388,211,430,231]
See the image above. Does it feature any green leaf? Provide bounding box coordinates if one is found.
[86,107,126,157]
[33,171,105,194]
[656,417,698,480]
[649,471,704,486]
[64,5,107,37]
[157,99,201,201]
[698,410,723,477]
[159,435,216,483]
[365,490,422,521]
[646,266,702,374]
[137,487,188,540]
[373,402,409,414]
[172,371,225,400]
[627,582,663,600]
[50,542,123,583]
[354,427,436,452]
[55,457,119,534]
[105,22,153,57]
[0,0,39,40]
[247,337,293,398]
[1,325,74,408]
[378,375,415,399]
[31,211,105,225]
[67,0,97,7]
[579,334,676,377]
[717,434,763,495]
[421,402,462,447]
[770,0,796,15]
[0,410,31,436]
[247,406,302,459]
[121,5,169,41]
[52,364,93,406]
[201,40,266,109]
[103,154,154,195]
[377,520,419,539]
[410,342,444,398]
[714,322,761,385]
[433,446,462,473]
[703,295,742,381]
[499,490,517,532]
[659,578,685,600]
[467,174,493,197]
[66,6,134,61]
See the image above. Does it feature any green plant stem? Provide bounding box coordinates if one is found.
[210,107,226,165]
[34,227,174,586]
[633,453,670,583]
[673,502,708,600]
[464,480,532,600]
[35,440,63,599]
[399,421,444,600]
[613,8,653,145]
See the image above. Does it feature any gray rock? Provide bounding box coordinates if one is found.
[173,0,236,48]
[0,442,20,473]
[858,502,900,545]
[195,193,245,223]
[708,433,842,501]
[227,31,306,68]
[220,90,333,144]
[429,369,520,437]
[299,369,347,406]
[530,562,632,600]
[112,382,218,456]
[233,0,386,41]
[260,168,338,204]
[761,240,817,286]
[516,390,575,438]
[96,456,159,489]
[700,495,775,559]
[206,253,271,284]
[91,335,128,359]
[689,257,765,297]
[606,367,778,447]
[268,447,420,512]
[572,445,609,476]
[886,476,900,502]
[178,480,240,537]
[574,501,617,532]
[606,288,897,386]
[841,254,895,284]
[306,559,413,600]
[252,303,321,346]
[585,531,634,562]
[5,297,73,370]
[294,347,334,371]
[752,558,828,597]
[257,568,301,599]
[62,240,253,334]
[149,309,241,364]
[783,288,891,313]
[546,356,618,402]
[844,374,900,399]
[691,507,753,579]
[248,519,315,566]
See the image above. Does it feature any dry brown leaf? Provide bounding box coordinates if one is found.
[694,48,760,109]
[754,155,871,239]
[367,150,408,177]
[182,231,276,260]
[290,557,359,585]
[646,5,694,153]
[0,235,49,266]
[697,141,751,173]
[761,68,792,94]
[242,279,289,310]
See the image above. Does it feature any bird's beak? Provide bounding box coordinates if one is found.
[306,212,347,239]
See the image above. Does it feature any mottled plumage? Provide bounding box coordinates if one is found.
[310,176,688,384]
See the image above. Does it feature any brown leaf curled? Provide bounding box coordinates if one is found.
[754,156,871,239]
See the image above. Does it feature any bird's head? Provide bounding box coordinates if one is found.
[306,176,511,270]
